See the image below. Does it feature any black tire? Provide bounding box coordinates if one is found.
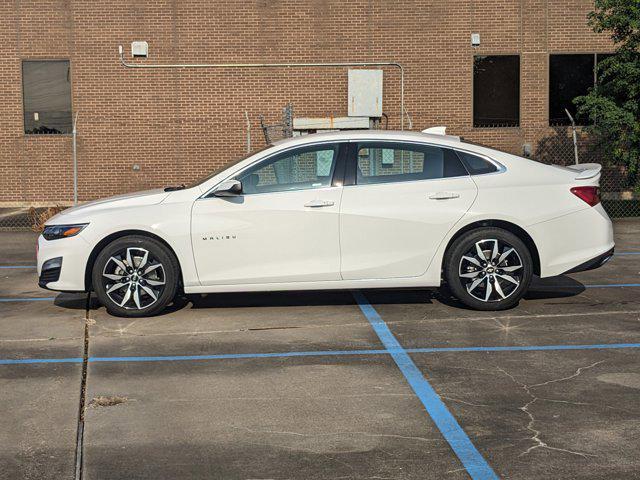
[444,227,533,311]
[92,235,179,317]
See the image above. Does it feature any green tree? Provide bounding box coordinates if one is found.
[575,0,640,188]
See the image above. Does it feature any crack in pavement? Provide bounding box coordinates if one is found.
[496,361,605,459]
[228,425,442,445]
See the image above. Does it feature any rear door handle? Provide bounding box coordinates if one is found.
[429,192,460,200]
[304,200,335,208]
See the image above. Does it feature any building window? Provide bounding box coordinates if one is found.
[22,60,72,134]
[473,55,520,128]
[549,53,610,126]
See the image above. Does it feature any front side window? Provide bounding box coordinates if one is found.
[22,60,72,134]
[473,55,520,128]
[237,144,338,194]
[549,53,610,126]
[355,143,467,185]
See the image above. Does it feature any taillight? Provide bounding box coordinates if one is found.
[570,186,600,206]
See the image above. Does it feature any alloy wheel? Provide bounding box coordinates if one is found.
[458,238,524,303]
[101,247,166,310]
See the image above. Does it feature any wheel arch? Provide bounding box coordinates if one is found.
[443,219,541,276]
[84,229,183,291]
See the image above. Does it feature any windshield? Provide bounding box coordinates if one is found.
[187,145,272,188]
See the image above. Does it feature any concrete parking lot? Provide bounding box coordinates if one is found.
[1,220,640,480]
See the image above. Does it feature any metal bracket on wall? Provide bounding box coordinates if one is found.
[117,45,406,130]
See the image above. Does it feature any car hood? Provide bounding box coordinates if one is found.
[47,188,171,224]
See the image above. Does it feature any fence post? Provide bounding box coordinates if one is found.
[72,112,79,205]
[564,108,579,165]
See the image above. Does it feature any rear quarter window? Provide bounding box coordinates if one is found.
[456,151,499,175]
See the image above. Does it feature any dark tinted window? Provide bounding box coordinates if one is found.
[473,55,520,127]
[456,151,498,175]
[549,54,594,126]
[23,61,72,134]
[355,143,467,185]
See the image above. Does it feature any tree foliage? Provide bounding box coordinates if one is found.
[574,0,640,188]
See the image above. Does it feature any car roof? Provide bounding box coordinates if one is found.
[272,129,464,149]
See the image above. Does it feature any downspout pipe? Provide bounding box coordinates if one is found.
[118,46,406,130]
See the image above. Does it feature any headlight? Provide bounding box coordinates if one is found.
[42,223,88,241]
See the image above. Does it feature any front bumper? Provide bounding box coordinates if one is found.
[37,233,91,292]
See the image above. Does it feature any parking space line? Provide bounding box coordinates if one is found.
[616,252,640,255]
[1,342,639,366]
[531,283,640,289]
[0,357,83,365]
[353,290,498,480]
[407,343,640,354]
[0,265,36,269]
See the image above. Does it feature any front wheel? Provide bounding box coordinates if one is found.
[92,235,179,317]
[444,227,533,311]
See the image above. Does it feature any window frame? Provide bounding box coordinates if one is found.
[548,52,612,127]
[344,140,472,187]
[472,54,521,129]
[203,141,348,198]
[21,59,74,136]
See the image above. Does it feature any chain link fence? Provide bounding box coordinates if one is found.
[1,125,637,231]
[0,206,66,232]
[534,126,639,218]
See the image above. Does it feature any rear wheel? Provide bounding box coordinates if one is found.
[444,227,533,311]
[92,235,179,317]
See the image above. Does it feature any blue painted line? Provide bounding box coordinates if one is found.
[0,357,82,365]
[0,297,56,302]
[0,265,36,269]
[533,283,640,289]
[406,343,640,354]
[1,342,639,367]
[353,291,498,480]
[616,252,640,256]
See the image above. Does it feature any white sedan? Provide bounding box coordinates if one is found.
[37,129,614,317]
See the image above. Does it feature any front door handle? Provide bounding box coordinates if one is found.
[304,200,335,208]
[429,192,460,200]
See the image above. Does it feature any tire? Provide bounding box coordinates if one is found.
[444,227,533,311]
[92,235,179,317]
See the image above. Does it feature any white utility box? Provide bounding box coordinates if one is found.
[348,69,383,117]
[131,41,149,58]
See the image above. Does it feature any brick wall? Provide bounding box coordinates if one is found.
[0,0,613,205]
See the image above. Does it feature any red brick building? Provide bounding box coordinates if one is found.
[0,0,613,206]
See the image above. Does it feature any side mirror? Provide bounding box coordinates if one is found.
[213,179,242,197]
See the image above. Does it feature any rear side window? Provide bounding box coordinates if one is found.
[355,143,467,185]
[456,151,499,175]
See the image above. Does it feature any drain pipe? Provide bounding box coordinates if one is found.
[244,111,251,153]
[118,46,406,130]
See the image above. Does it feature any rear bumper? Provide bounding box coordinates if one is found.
[564,247,614,274]
[528,203,615,278]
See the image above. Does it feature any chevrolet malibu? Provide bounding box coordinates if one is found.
[37,129,614,317]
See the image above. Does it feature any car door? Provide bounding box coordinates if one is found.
[339,141,478,280]
[191,142,345,286]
